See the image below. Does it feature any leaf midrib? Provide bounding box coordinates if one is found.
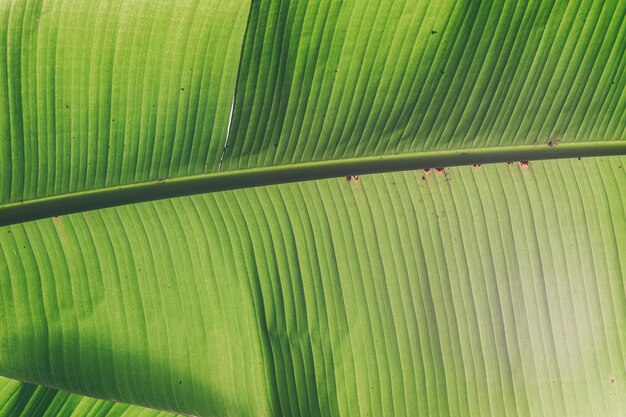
[1,141,625,227]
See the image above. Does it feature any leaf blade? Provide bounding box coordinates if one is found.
[225,0,626,169]
[0,0,251,205]
[1,156,625,416]
[0,376,181,417]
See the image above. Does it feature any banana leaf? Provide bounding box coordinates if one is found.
[0,1,625,416]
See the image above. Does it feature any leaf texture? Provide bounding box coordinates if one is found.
[2,1,626,416]
[0,0,250,205]
[1,156,625,417]
[0,377,180,417]
[224,0,626,169]
[1,0,624,210]
[0,378,180,417]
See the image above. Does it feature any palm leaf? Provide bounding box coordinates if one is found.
[1,1,625,417]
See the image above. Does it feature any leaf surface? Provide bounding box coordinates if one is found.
[0,376,180,417]
[1,1,626,416]
[0,0,250,205]
[1,157,625,416]
[0,0,624,217]
[224,0,625,168]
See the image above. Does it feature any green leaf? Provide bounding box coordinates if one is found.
[0,0,250,205]
[0,376,180,417]
[1,0,625,417]
[225,0,625,169]
[1,0,624,222]
[2,157,625,416]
